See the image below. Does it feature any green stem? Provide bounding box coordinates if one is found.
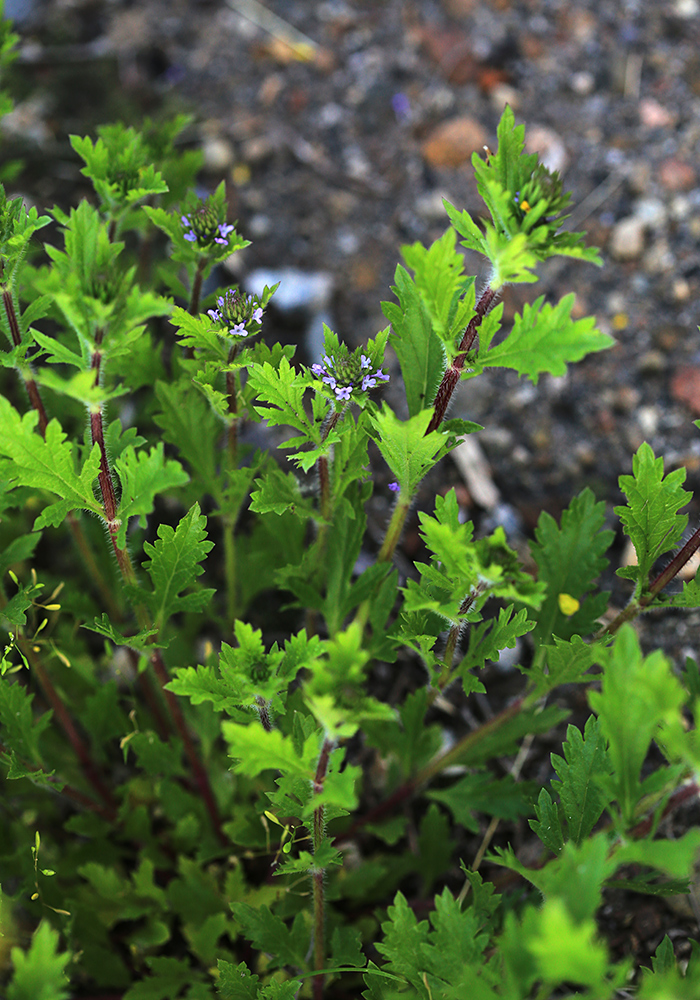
[223,516,237,629]
[189,258,206,317]
[336,696,528,846]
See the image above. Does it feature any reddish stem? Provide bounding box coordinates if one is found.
[149,649,228,846]
[3,287,49,435]
[28,651,118,816]
[426,286,498,434]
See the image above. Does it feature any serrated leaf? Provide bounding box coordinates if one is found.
[428,772,532,834]
[223,721,320,778]
[482,294,613,383]
[530,488,614,646]
[230,905,308,971]
[615,441,690,587]
[114,444,189,547]
[589,625,686,826]
[82,614,162,651]
[369,406,449,496]
[549,716,611,846]
[529,788,565,856]
[0,399,104,522]
[383,264,446,416]
[138,503,215,634]
[7,921,71,1000]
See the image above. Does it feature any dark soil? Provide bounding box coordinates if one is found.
[5,0,700,982]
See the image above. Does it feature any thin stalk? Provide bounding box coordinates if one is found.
[311,737,334,1000]
[426,286,499,435]
[335,695,527,846]
[189,258,206,317]
[88,336,227,845]
[3,285,48,434]
[223,344,241,625]
[149,647,228,846]
[3,293,120,615]
[599,525,700,638]
[0,742,113,819]
[26,645,118,817]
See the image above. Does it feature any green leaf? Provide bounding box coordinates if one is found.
[589,625,686,825]
[482,294,613,383]
[529,789,565,856]
[223,720,320,779]
[549,717,611,846]
[114,444,189,547]
[0,677,51,762]
[383,264,446,416]
[530,487,614,646]
[138,503,215,635]
[0,399,104,523]
[369,406,450,496]
[399,229,476,358]
[230,905,308,971]
[428,772,532,834]
[7,922,71,1000]
[615,441,690,588]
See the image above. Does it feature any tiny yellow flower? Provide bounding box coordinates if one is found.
[558,593,580,616]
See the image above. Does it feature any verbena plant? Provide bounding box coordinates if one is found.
[2,14,700,998]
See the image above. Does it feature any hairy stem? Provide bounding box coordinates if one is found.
[426,286,499,435]
[2,286,49,435]
[600,526,700,638]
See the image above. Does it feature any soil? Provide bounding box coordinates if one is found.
[5,0,700,983]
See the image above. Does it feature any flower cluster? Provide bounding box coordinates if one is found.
[181,202,235,248]
[207,288,264,338]
[311,346,389,402]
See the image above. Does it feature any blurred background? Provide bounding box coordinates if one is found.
[3,0,700,648]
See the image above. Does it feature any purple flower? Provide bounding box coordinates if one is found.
[388,482,400,493]
[206,287,265,340]
[310,343,389,405]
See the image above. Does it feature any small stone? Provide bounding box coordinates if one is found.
[671,366,700,416]
[639,98,677,128]
[570,71,595,95]
[609,216,645,260]
[659,158,696,192]
[421,117,488,168]
[672,278,691,301]
[632,197,667,229]
[415,189,453,221]
[246,269,333,314]
[202,138,235,172]
[524,126,568,174]
[636,350,666,375]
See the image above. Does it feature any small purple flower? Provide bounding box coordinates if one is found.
[180,204,237,250]
[388,482,400,493]
[310,343,389,405]
[207,287,264,340]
